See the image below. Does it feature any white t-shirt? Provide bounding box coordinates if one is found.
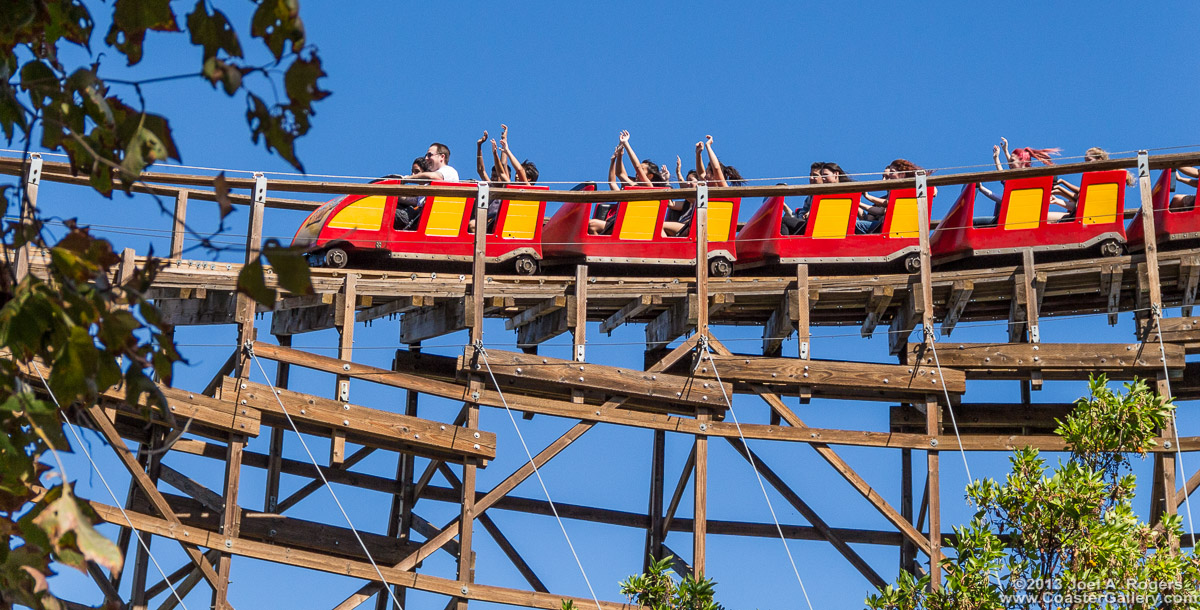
[435,164,459,182]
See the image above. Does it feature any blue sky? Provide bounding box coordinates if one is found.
[20,1,1200,609]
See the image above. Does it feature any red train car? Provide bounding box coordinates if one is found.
[930,171,1127,263]
[736,189,927,271]
[540,186,740,276]
[1127,170,1200,250]
[291,180,547,273]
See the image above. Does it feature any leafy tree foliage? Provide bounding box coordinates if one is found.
[0,1,323,606]
[562,556,724,610]
[867,376,1200,610]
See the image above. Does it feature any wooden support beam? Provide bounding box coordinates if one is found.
[212,436,244,610]
[1100,263,1124,326]
[861,286,895,338]
[1008,273,1029,344]
[708,292,735,318]
[464,348,732,411]
[14,154,42,282]
[1150,316,1200,354]
[601,295,661,335]
[646,296,697,350]
[400,298,469,344]
[890,403,1074,433]
[697,353,964,399]
[889,286,923,356]
[644,430,666,569]
[904,342,1184,379]
[505,295,567,330]
[223,378,496,462]
[159,464,224,512]
[271,303,336,335]
[762,289,797,356]
[1138,152,1165,313]
[515,298,573,349]
[357,295,429,323]
[925,395,941,588]
[277,448,375,514]
[939,280,973,337]
[170,189,188,260]
[900,448,914,575]
[264,334,290,513]
[157,291,239,326]
[1181,255,1200,317]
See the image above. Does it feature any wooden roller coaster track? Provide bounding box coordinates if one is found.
[8,151,1200,609]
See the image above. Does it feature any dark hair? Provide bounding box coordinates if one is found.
[722,164,745,187]
[686,170,699,182]
[823,162,853,182]
[430,142,451,161]
[809,162,825,174]
[490,163,505,182]
[412,157,430,173]
[642,158,668,186]
[521,160,539,184]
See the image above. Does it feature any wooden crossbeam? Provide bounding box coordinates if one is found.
[356,295,431,324]
[400,298,469,344]
[1151,316,1200,354]
[515,302,571,348]
[505,295,567,330]
[861,286,895,338]
[762,289,797,356]
[222,378,496,462]
[697,353,964,399]
[939,280,973,337]
[157,291,239,326]
[889,287,923,356]
[95,382,261,438]
[271,303,335,336]
[708,292,735,318]
[890,403,1074,433]
[601,295,661,335]
[463,348,731,411]
[905,342,1183,379]
[647,296,697,350]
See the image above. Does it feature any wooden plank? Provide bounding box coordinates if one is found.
[762,289,797,356]
[273,292,336,311]
[222,378,496,461]
[1138,154,1164,312]
[505,295,567,330]
[357,295,428,323]
[463,348,732,410]
[646,296,697,349]
[939,280,973,337]
[708,292,735,318]
[159,464,224,512]
[889,286,922,356]
[93,382,261,438]
[890,403,1074,432]
[213,437,243,610]
[515,302,571,348]
[904,342,1183,377]
[1181,255,1200,317]
[87,500,633,610]
[861,286,895,338]
[1008,273,1028,343]
[170,190,188,260]
[1100,264,1124,325]
[698,353,964,399]
[1151,316,1200,354]
[271,303,335,336]
[601,295,660,335]
[157,291,239,326]
[400,298,469,344]
[925,396,941,588]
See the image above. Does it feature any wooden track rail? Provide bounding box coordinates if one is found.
[10,150,1200,609]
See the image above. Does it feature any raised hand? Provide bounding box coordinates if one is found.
[696,141,704,153]
[500,124,509,148]
[491,139,498,153]
[705,134,714,146]
[477,131,488,146]
[619,130,630,144]
[992,145,1001,157]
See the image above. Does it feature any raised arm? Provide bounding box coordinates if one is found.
[1000,137,1013,170]
[476,131,489,181]
[992,145,1004,172]
[615,145,636,186]
[491,140,509,182]
[675,156,684,188]
[703,135,728,187]
[619,130,651,184]
[608,145,622,190]
[499,124,528,183]
[695,141,706,182]
[1178,166,1200,187]
[978,183,1001,203]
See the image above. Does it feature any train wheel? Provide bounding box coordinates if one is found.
[904,253,922,274]
[1099,240,1125,257]
[709,257,733,278]
[325,247,349,269]
[514,255,540,276]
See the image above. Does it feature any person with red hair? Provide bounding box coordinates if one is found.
[979,138,1064,225]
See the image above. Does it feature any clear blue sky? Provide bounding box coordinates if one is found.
[24,1,1200,609]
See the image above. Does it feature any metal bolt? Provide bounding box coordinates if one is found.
[300,409,306,415]
[516,367,523,374]
[414,434,420,439]
[702,395,709,401]
[342,364,350,371]
[803,372,809,378]
[579,376,585,382]
[461,586,470,595]
[343,420,349,426]
[241,383,247,390]
[269,529,277,537]
[240,399,247,405]
[1165,441,1173,449]
[225,539,232,548]
[343,404,350,410]
[930,439,939,447]
[471,391,479,400]
[473,432,480,439]
[699,423,708,431]
[883,378,889,384]
[439,425,446,431]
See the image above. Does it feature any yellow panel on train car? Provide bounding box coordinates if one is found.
[326,196,386,230]
[1081,183,1119,225]
[425,196,468,237]
[811,198,853,238]
[707,199,734,242]
[618,201,659,240]
[500,200,539,240]
[888,197,919,238]
[1003,189,1043,230]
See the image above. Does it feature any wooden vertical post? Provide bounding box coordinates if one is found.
[379,342,420,610]
[235,173,267,378]
[692,183,709,579]
[14,153,42,282]
[129,430,164,610]
[900,448,914,574]
[915,173,941,588]
[1137,152,1164,312]
[644,429,666,570]
[331,273,356,466]
[264,335,290,513]
[170,190,188,260]
[573,265,587,363]
[795,264,812,407]
[212,436,245,610]
[456,184,489,610]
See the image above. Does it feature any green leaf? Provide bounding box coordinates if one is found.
[250,0,304,60]
[214,171,234,219]
[186,0,243,60]
[32,491,124,574]
[237,257,276,307]
[283,52,329,110]
[262,241,312,297]
[104,0,180,65]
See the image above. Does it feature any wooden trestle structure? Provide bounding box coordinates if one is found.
[10,151,1200,609]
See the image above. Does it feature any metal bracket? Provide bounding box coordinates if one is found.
[337,379,350,402]
[914,170,928,201]
[1137,150,1150,181]
[574,344,585,362]
[799,341,809,360]
[26,153,42,187]
[1151,303,1163,320]
[476,182,490,210]
[1028,324,1040,343]
[253,172,267,207]
[241,341,255,357]
[696,183,709,209]
[923,325,936,342]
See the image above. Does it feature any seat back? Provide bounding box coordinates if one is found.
[327,195,386,231]
[999,176,1051,230]
[423,182,471,237]
[884,189,921,238]
[1076,170,1126,226]
[497,185,548,240]
[809,194,858,238]
[707,198,736,242]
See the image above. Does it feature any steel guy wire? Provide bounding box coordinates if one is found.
[700,338,815,610]
[1154,313,1197,546]
[474,342,603,610]
[29,363,191,610]
[924,329,974,482]
[248,350,406,610]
